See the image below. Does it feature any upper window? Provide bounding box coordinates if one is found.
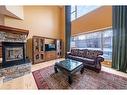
[71,6,101,21]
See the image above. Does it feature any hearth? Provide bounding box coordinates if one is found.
[2,42,26,68]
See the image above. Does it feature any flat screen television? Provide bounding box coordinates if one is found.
[45,44,56,51]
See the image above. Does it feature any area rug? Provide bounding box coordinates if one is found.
[32,66,127,89]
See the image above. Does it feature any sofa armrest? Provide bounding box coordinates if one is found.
[96,55,104,62]
[65,52,72,59]
[67,52,71,55]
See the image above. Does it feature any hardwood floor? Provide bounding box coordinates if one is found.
[102,60,112,68]
[0,58,127,89]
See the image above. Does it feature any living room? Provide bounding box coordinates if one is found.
[0,4,127,91]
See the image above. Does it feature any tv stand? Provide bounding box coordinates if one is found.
[27,36,62,64]
[45,51,56,61]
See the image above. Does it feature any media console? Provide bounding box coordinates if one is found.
[27,36,62,64]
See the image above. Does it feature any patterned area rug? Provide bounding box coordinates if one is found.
[32,66,127,89]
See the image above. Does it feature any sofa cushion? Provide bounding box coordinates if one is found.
[67,55,75,59]
[68,55,95,65]
[75,56,95,65]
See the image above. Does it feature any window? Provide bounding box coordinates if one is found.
[71,29,113,60]
[71,6,101,21]
[102,29,113,60]
[71,6,76,21]
[73,32,101,50]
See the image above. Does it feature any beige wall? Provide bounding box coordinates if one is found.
[4,6,61,39]
[0,14,4,25]
[4,6,65,58]
[71,6,112,35]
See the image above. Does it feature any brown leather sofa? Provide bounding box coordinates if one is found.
[66,49,104,73]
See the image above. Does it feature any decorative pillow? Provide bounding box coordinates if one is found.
[78,50,84,57]
[86,50,98,59]
[71,49,79,56]
[92,50,98,58]
[83,49,88,57]
[71,49,75,56]
[74,49,79,56]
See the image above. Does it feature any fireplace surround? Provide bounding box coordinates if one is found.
[0,25,31,83]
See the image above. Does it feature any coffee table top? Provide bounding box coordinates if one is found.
[55,59,82,72]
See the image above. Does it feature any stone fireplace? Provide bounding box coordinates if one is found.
[0,25,31,82]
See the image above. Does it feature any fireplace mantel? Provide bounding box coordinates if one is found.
[0,25,29,42]
[0,25,29,35]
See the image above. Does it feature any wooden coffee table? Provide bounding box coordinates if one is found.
[54,59,84,84]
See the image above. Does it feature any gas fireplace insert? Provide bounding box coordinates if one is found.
[2,42,26,68]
